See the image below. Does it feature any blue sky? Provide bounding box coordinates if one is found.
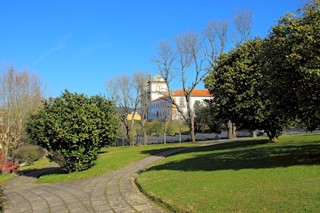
[0,0,303,97]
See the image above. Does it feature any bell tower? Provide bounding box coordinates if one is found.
[147,74,168,101]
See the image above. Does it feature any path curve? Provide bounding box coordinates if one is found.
[3,147,188,213]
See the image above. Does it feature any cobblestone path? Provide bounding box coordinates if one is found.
[3,148,188,213]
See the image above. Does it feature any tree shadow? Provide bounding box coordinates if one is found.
[17,166,65,178]
[140,146,197,157]
[140,139,269,157]
[98,150,109,154]
[146,141,320,172]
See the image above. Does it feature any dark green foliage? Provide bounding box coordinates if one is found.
[13,145,45,165]
[205,39,290,141]
[205,1,320,141]
[26,90,118,173]
[263,0,320,131]
[167,121,189,135]
[145,120,189,136]
[146,119,162,136]
[194,100,224,133]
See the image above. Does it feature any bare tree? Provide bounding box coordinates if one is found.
[106,72,147,145]
[233,9,253,43]
[106,75,134,145]
[0,67,43,163]
[204,18,229,69]
[134,72,148,146]
[153,12,253,141]
[154,32,207,142]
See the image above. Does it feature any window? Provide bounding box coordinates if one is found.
[179,97,185,108]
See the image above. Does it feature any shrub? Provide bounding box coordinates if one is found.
[146,119,163,136]
[26,90,118,173]
[13,145,45,165]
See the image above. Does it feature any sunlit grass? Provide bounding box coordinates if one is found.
[137,133,320,212]
[19,157,52,171]
[36,142,201,183]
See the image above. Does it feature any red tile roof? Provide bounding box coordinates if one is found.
[150,89,212,102]
[172,89,212,97]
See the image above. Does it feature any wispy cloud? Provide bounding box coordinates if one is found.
[69,42,113,64]
[78,42,113,57]
[31,30,74,67]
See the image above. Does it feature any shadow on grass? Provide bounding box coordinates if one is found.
[146,139,320,172]
[97,150,108,154]
[17,166,65,178]
[140,139,269,156]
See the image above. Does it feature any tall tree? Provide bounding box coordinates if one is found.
[135,72,149,145]
[205,39,290,142]
[0,67,43,163]
[153,22,227,142]
[106,72,148,145]
[154,18,232,142]
[263,0,320,131]
[154,32,206,142]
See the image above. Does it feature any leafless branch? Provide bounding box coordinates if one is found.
[233,9,253,43]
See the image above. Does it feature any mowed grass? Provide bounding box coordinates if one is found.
[32,142,201,183]
[0,143,200,185]
[137,133,320,212]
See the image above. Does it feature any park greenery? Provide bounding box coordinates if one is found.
[0,1,319,212]
[205,0,320,141]
[137,133,320,212]
[9,143,200,184]
[26,90,118,173]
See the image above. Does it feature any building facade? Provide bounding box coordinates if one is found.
[147,74,168,102]
[147,75,213,121]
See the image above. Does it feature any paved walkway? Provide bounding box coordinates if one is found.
[3,147,189,213]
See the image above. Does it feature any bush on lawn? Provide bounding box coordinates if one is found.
[26,90,118,173]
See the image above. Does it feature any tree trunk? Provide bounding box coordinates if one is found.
[0,145,8,164]
[265,130,278,142]
[251,131,257,138]
[227,120,233,139]
[189,114,196,142]
[0,145,9,174]
[130,119,135,146]
[125,125,131,145]
[141,119,148,146]
[163,119,168,144]
[227,120,237,139]
[143,133,147,146]
[232,123,237,139]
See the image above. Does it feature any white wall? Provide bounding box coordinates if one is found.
[148,95,213,121]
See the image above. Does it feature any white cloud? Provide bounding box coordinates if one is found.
[31,30,74,67]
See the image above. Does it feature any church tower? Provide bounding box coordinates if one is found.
[147,74,168,101]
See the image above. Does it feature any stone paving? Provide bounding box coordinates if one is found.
[3,147,189,213]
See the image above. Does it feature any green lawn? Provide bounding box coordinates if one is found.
[137,133,320,212]
[32,142,200,183]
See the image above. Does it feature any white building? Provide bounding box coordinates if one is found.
[147,75,213,120]
[147,74,168,102]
